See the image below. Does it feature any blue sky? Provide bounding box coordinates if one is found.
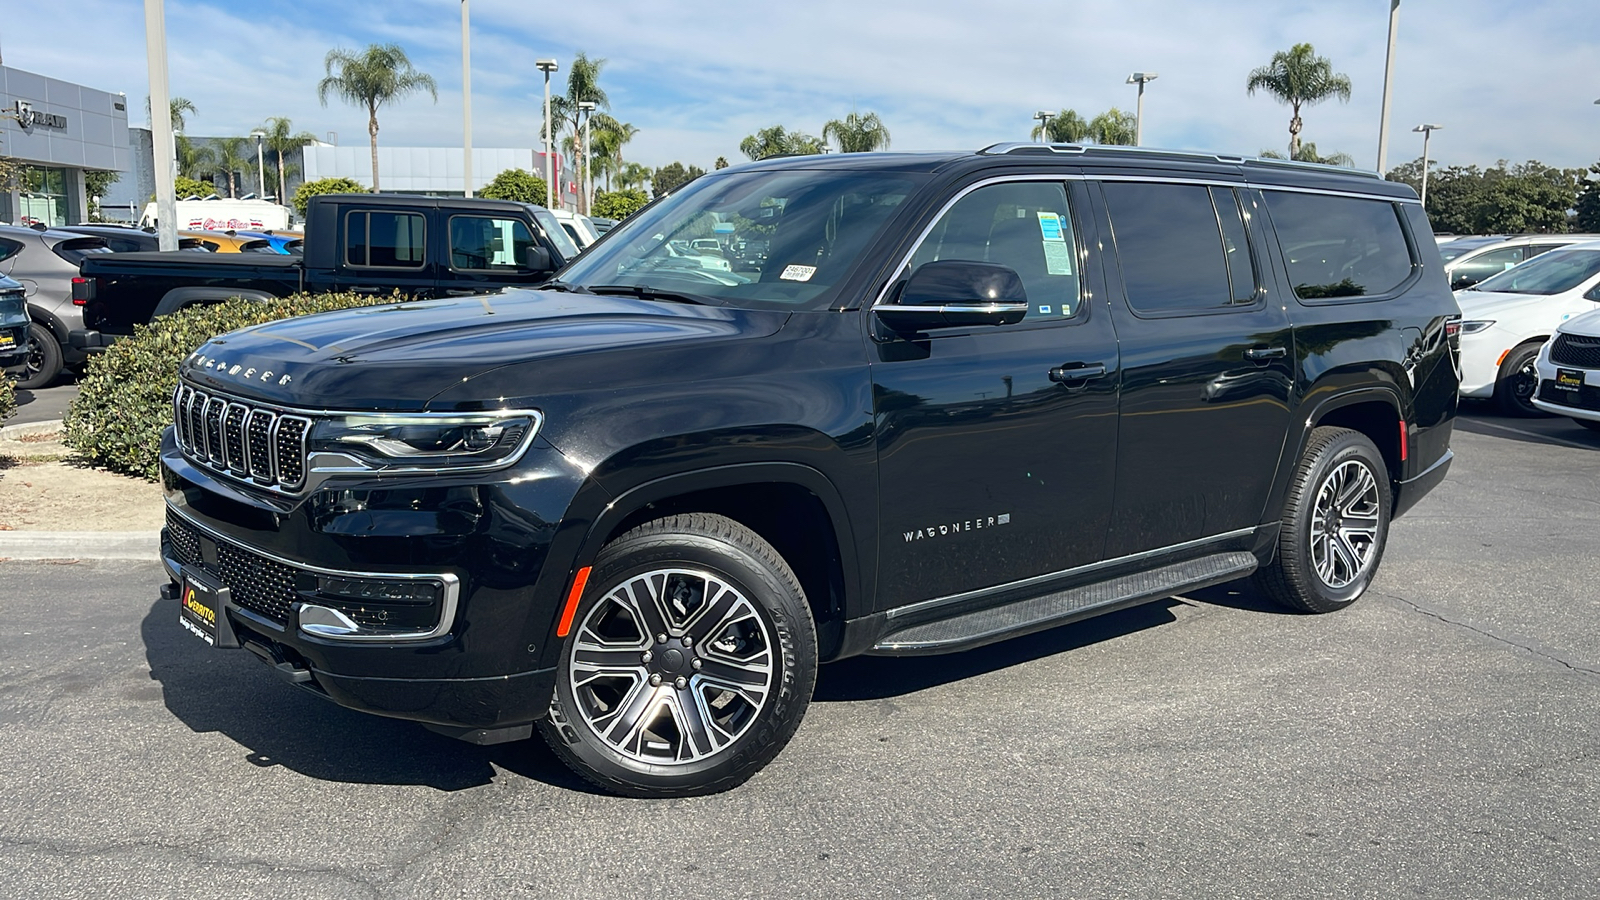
[3,0,1598,174]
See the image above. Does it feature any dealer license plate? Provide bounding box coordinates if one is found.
[1556,368,1585,391]
[179,569,223,646]
[0,333,14,350]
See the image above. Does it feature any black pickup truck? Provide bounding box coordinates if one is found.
[70,194,580,350]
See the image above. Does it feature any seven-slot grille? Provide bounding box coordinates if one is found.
[173,384,311,490]
[1550,334,1600,369]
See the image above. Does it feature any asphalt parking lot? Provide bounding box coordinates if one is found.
[1,408,1597,899]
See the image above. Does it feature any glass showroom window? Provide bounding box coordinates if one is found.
[18,167,70,228]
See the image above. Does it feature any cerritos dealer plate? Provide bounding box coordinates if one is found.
[179,569,223,646]
[1556,368,1585,391]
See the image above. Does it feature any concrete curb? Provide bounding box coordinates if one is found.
[0,421,61,440]
[0,531,160,560]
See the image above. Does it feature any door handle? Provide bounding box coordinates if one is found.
[444,288,480,296]
[1048,362,1107,384]
[349,286,382,295]
[1244,346,1286,361]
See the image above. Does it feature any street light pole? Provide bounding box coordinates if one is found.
[1034,110,1052,143]
[536,59,558,210]
[579,100,595,215]
[1125,72,1158,146]
[250,129,266,198]
[1412,123,1442,209]
[1376,0,1401,173]
[461,0,473,197]
[142,0,177,250]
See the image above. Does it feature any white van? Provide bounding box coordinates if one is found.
[139,198,293,233]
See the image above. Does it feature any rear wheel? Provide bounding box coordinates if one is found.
[1255,427,1392,614]
[539,513,817,797]
[1493,341,1547,418]
[15,326,62,391]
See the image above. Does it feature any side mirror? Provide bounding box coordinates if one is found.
[876,260,1029,332]
[522,245,552,273]
[1585,285,1600,302]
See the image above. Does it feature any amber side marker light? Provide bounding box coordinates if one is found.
[1399,419,1408,462]
[556,566,592,638]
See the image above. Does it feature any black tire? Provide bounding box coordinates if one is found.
[538,513,817,798]
[1254,427,1392,614]
[1573,417,1600,433]
[16,325,62,391]
[1493,340,1548,418]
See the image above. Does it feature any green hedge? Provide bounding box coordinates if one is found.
[0,373,14,421]
[64,292,394,480]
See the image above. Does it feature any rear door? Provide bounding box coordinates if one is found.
[1090,178,1294,556]
[869,176,1121,610]
[337,207,437,297]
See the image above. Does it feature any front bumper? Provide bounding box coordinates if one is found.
[158,426,591,730]
[1456,329,1516,398]
[1531,342,1600,422]
[68,329,119,355]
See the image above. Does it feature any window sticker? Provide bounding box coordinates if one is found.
[1038,305,1052,314]
[1037,212,1065,242]
[779,264,817,282]
[1042,240,1074,276]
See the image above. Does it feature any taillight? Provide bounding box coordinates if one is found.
[71,276,94,305]
[1444,315,1462,352]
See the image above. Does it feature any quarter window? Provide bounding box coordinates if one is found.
[346,211,426,268]
[449,216,537,271]
[1264,192,1414,300]
[906,181,1082,320]
[1101,182,1238,313]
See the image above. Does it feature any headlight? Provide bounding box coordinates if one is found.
[1459,320,1495,335]
[309,410,541,472]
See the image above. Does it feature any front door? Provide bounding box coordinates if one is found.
[870,178,1120,611]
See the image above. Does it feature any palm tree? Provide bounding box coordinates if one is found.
[1259,142,1355,167]
[176,139,217,184]
[588,115,638,191]
[739,125,825,161]
[1247,43,1353,158]
[213,136,252,197]
[1032,109,1091,142]
[262,116,317,203]
[822,111,891,153]
[548,52,610,212]
[317,43,437,192]
[615,162,652,192]
[1089,108,1137,146]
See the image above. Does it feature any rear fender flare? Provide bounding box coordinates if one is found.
[154,287,279,319]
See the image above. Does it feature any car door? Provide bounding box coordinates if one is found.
[440,212,551,296]
[1089,178,1293,557]
[869,177,1120,610]
[337,207,438,298]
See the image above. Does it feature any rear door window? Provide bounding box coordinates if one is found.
[345,211,426,268]
[1101,181,1240,313]
[1264,192,1414,300]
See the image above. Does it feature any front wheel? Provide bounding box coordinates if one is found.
[539,513,817,797]
[1255,427,1392,614]
[16,326,62,391]
[1494,341,1548,418]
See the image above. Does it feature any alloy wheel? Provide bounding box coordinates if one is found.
[1309,459,1381,590]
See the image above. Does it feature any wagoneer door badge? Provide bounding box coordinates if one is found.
[190,353,293,386]
[904,513,1011,543]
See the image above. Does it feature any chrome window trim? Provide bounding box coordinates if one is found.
[885,526,1260,620]
[166,502,462,643]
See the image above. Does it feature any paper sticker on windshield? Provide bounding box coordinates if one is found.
[1042,241,1073,276]
[780,264,817,282]
[1037,212,1065,242]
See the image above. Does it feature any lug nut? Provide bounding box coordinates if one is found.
[649,673,663,687]
[674,676,688,689]
[640,650,653,664]
[691,658,702,671]
[657,633,668,644]
[682,636,693,648]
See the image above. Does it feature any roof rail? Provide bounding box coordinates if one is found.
[1242,156,1384,180]
[979,142,1384,179]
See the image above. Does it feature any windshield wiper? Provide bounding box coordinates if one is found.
[588,284,711,305]
[539,279,592,294]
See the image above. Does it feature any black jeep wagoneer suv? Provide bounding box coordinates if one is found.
[160,144,1459,796]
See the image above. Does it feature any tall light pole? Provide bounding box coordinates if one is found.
[250,129,266,198]
[461,0,473,197]
[578,100,595,214]
[143,0,177,250]
[1125,72,1158,146]
[1034,110,1052,143]
[536,59,558,210]
[1412,124,1442,209]
[1376,0,1401,173]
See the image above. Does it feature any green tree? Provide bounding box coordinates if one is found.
[583,113,637,192]
[615,161,652,192]
[262,116,317,204]
[478,168,550,205]
[822,111,891,153]
[1260,142,1355,166]
[1088,107,1137,146]
[144,95,197,132]
[1033,109,1091,142]
[172,175,216,199]
[317,44,437,192]
[739,125,825,161]
[593,188,650,220]
[291,176,368,215]
[1386,159,1581,234]
[1575,162,1600,233]
[651,162,705,198]
[548,52,610,212]
[213,136,252,197]
[1247,43,1353,158]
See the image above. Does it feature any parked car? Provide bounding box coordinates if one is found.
[548,209,601,248]
[590,216,618,235]
[1455,241,1600,415]
[155,145,1458,797]
[74,194,581,350]
[1531,306,1600,430]
[54,224,211,253]
[231,231,304,255]
[0,224,113,389]
[178,230,262,253]
[0,275,28,377]
[1440,234,1600,291]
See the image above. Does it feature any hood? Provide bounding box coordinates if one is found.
[1556,305,1600,337]
[179,290,790,409]
[1453,290,1563,321]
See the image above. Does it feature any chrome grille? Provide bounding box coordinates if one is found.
[1550,334,1600,369]
[172,384,311,492]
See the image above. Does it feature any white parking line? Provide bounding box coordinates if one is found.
[1465,418,1598,451]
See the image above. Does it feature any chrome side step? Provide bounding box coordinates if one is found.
[872,551,1258,655]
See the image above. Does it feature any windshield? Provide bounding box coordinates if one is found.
[51,237,113,265]
[1439,239,1499,262]
[1472,247,1600,296]
[555,169,923,309]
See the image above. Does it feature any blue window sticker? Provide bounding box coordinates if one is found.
[1037,212,1064,242]
[1038,305,1052,314]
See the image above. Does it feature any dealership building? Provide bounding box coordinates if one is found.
[0,65,131,227]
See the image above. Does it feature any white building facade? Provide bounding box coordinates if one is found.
[0,65,131,226]
[302,145,575,208]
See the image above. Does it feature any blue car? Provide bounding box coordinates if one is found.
[0,274,29,377]
[231,230,303,255]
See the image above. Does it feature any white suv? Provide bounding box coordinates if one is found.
[1531,306,1600,431]
[1456,241,1600,415]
